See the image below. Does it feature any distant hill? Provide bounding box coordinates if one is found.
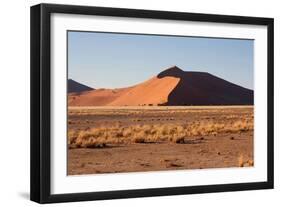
[68,66,253,106]
[68,79,93,93]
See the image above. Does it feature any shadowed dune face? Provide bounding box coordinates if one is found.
[157,66,253,105]
[68,66,253,106]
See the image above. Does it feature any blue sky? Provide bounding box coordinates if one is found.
[68,31,253,90]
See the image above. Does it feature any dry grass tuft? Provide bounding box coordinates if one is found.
[238,154,244,167]
[238,155,254,167]
[133,137,146,143]
[68,119,253,148]
[248,159,254,166]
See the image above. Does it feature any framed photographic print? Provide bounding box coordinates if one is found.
[30,3,274,203]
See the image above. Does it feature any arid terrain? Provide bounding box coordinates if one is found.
[67,66,254,175]
[67,106,254,175]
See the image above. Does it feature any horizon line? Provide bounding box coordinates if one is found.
[68,65,254,91]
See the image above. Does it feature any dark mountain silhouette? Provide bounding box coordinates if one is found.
[68,66,253,106]
[68,79,93,93]
[157,66,253,105]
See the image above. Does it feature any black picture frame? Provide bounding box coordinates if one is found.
[30,3,274,204]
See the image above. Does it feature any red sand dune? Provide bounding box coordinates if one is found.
[68,66,253,106]
[109,76,180,106]
[68,87,129,106]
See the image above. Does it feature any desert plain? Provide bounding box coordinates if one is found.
[67,105,253,175]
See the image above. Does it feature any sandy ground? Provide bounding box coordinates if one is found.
[67,106,253,175]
